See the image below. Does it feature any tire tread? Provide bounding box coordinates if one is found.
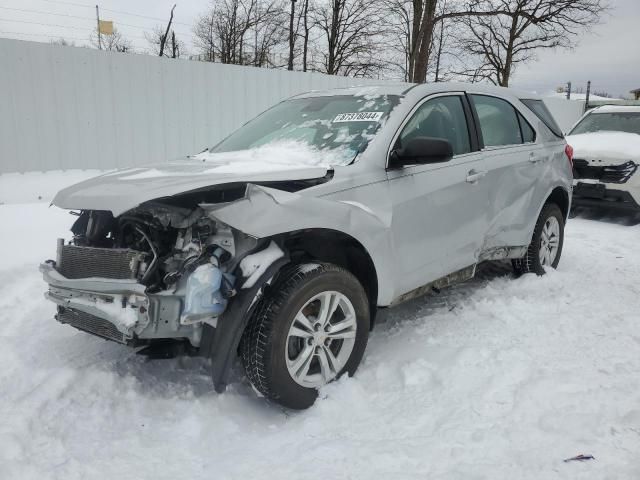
[240,262,359,403]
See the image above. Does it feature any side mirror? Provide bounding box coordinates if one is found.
[389,137,453,169]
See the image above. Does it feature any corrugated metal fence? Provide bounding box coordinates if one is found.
[0,38,587,174]
[0,38,387,174]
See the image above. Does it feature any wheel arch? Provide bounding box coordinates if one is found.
[546,186,570,221]
[278,228,379,327]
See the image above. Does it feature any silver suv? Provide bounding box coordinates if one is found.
[41,83,573,409]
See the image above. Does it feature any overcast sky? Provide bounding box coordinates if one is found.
[1,0,638,98]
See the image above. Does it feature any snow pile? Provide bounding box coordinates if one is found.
[566,131,640,161]
[0,170,104,205]
[194,140,352,172]
[1,173,640,479]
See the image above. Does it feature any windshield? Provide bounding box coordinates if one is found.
[211,94,400,165]
[570,112,640,135]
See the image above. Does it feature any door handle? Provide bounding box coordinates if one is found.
[466,169,487,183]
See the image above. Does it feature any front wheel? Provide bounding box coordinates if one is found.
[240,263,369,409]
[513,203,565,275]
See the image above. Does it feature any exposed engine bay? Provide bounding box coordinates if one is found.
[43,183,296,356]
[69,204,243,293]
[61,178,329,293]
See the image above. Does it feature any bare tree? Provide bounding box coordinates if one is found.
[300,0,310,70]
[251,1,288,67]
[287,0,296,69]
[89,28,132,53]
[51,38,76,47]
[160,4,177,57]
[380,0,413,80]
[313,0,386,77]
[284,0,311,70]
[193,0,287,66]
[193,9,217,61]
[453,0,608,86]
[432,0,450,81]
[146,26,186,58]
[382,0,518,83]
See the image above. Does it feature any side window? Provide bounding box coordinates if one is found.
[517,112,536,143]
[521,99,563,137]
[470,95,523,147]
[398,96,471,155]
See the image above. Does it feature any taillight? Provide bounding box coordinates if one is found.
[565,144,574,168]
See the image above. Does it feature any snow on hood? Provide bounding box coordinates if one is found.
[52,141,336,215]
[192,140,353,170]
[566,131,640,162]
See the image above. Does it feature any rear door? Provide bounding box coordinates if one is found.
[468,94,546,251]
[386,93,489,298]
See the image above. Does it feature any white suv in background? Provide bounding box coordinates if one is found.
[567,105,640,212]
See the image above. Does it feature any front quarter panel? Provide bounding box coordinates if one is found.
[202,183,397,305]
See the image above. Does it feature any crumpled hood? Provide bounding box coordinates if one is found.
[566,131,640,165]
[52,157,330,216]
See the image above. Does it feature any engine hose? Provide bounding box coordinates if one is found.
[135,226,159,284]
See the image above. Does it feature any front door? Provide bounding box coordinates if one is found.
[386,93,489,299]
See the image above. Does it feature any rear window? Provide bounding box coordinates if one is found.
[470,95,523,147]
[520,99,563,138]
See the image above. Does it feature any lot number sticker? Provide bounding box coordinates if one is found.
[333,112,384,123]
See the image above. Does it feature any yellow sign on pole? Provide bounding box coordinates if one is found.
[98,20,113,35]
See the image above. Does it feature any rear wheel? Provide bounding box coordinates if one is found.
[513,203,565,275]
[240,263,369,409]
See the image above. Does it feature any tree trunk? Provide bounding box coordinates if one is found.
[327,0,341,74]
[407,0,423,82]
[409,0,437,83]
[500,14,519,87]
[434,16,445,81]
[288,0,296,70]
[159,4,176,57]
[302,0,309,71]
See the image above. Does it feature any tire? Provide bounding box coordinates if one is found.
[513,202,565,275]
[240,262,369,409]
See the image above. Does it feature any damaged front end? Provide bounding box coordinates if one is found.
[40,184,289,383]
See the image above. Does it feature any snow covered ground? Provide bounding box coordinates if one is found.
[1,175,639,480]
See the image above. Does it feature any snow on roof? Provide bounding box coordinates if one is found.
[544,91,623,101]
[591,104,640,113]
[295,81,543,100]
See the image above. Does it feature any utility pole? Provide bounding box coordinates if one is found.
[95,5,102,50]
[585,80,591,112]
[566,81,572,100]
